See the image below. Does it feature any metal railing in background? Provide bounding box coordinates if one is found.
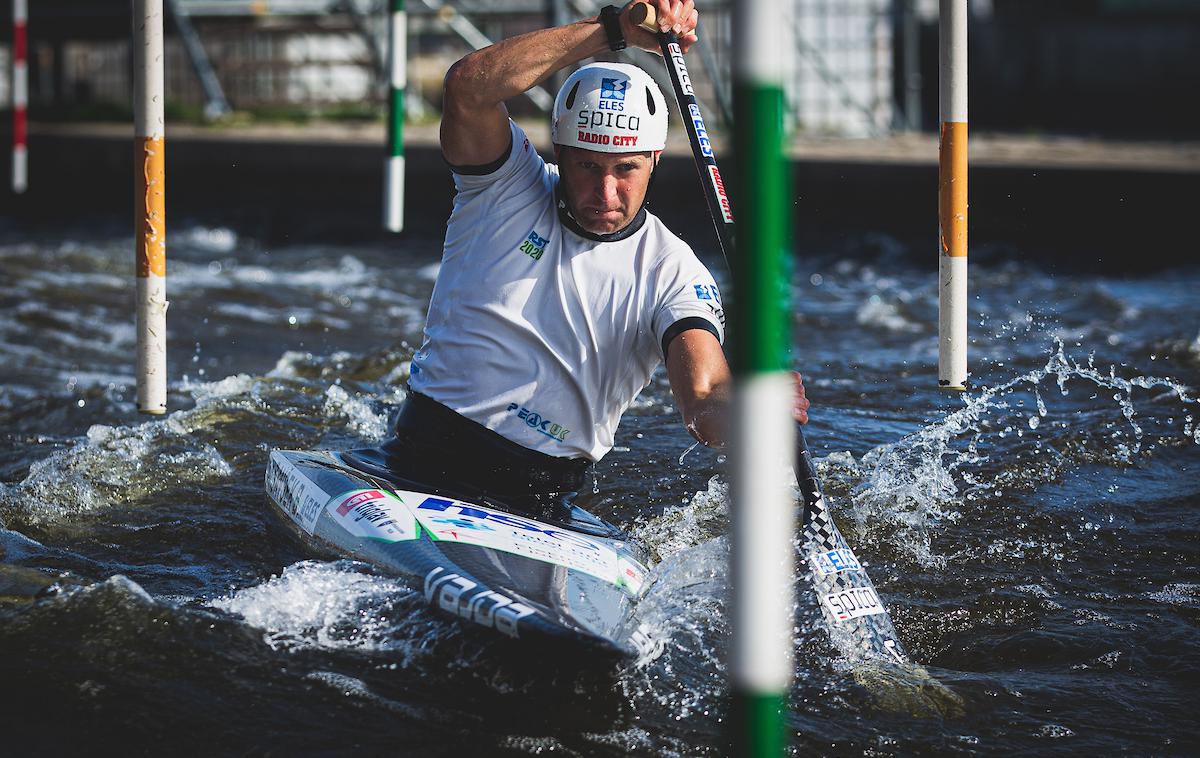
[169,0,233,118]
[2,0,922,138]
[787,0,894,137]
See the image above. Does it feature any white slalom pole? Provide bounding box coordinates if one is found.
[134,0,168,414]
[938,0,968,390]
[383,0,406,233]
[12,0,27,193]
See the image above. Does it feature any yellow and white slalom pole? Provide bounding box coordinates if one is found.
[383,0,406,233]
[133,0,168,414]
[938,0,968,390]
[11,0,27,193]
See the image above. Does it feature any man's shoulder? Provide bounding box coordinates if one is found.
[639,211,699,261]
[450,120,553,193]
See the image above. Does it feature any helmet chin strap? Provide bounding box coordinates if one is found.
[553,149,658,243]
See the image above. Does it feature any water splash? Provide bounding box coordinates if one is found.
[630,476,729,563]
[0,410,235,526]
[677,441,701,465]
[323,384,390,441]
[208,560,428,658]
[846,339,1199,567]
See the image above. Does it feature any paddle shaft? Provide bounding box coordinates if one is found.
[631,2,733,271]
[632,3,823,526]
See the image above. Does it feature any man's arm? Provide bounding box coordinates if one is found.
[666,329,733,447]
[439,1,699,167]
[666,329,809,447]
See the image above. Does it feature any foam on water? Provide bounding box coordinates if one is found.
[0,372,294,525]
[856,293,924,333]
[322,383,392,441]
[630,475,729,563]
[304,671,428,719]
[175,226,239,254]
[1144,583,1200,607]
[0,419,233,525]
[167,254,373,294]
[208,560,427,657]
[0,342,418,528]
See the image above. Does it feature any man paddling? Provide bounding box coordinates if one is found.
[369,1,807,508]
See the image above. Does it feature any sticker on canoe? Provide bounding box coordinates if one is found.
[406,493,623,586]
[328,488,419,543]
[424,567,535,639]
[821,586,886,622]
[266,451,333,535]
[809,547,862,576]
[617,554,648,596]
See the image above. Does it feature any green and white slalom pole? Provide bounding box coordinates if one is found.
[384,0,406,233]
[634,2,913,752]
[632,3,790,754]
[728,4,793,755]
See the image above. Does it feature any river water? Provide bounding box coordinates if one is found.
[1,225,1197,755]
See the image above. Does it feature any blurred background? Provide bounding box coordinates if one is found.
[2,0,1199,261]
[3,0,1199,136]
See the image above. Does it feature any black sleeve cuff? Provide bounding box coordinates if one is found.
[661,317,721,359]
[445,133,515,176]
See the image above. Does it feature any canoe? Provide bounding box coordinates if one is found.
[265,448,659,660]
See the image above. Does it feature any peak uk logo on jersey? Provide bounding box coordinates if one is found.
[505,402,570,442]
[519,230,548,260]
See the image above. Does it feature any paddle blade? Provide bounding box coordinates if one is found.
[795,424,910,666]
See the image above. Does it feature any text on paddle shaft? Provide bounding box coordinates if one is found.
[688,103,712,158]
[708,165,733,223]
[667,43,694,97]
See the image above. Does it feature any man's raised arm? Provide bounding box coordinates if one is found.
[439,1,699,168]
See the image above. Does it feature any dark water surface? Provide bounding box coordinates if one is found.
[1,227,1198,756]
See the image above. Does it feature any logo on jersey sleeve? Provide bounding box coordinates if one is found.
[693,283,725,328]
[519,230,549,261]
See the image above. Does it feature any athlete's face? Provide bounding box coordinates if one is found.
[556,147,660,234]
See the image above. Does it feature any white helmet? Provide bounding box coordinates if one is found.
[551,63,668,153]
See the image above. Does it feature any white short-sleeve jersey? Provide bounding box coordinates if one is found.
[409,121,725,461]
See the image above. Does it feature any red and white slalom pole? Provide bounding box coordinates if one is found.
[12,0,27,193]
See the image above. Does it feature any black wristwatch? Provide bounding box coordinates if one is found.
[599,5,626,52]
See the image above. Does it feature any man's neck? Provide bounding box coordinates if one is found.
[553,183,648,242]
